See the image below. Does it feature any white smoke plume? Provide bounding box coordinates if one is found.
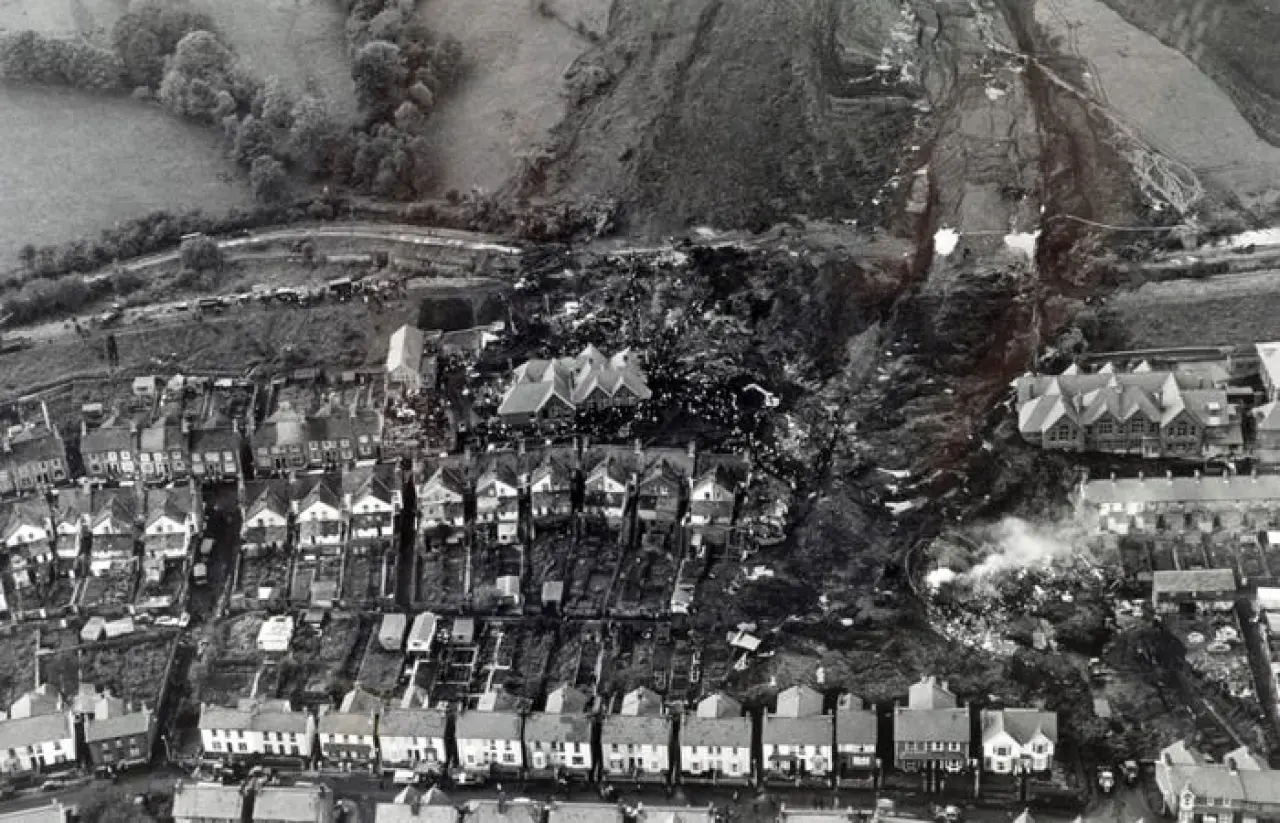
[928,515,1090,591]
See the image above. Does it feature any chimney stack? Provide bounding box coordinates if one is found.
[40,400,51,432]
[80,420,88,439]
[1167,470,1174,485]
[1195,470,1202,480]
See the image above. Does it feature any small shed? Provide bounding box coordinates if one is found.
[496,575,521,604]
[132,376,158,398]
[450,617,475,645]
[103,617,135,638]
[407,612,439,655]
[541,581,564,612]
[81,616,106,643]
[380,613,408,651]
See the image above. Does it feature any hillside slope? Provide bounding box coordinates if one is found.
[1099,0,1280,147]
[526,0,917,235]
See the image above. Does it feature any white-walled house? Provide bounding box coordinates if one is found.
[0,687,74,775]
[241,481,291,553]
[688,466,736,527]
[293,475,346,550]
[680,693,753,784]
[51,488,91,563]
[454,691,523,777]
[763,685,833,783]
[981,708,1057,774]
[523,686,593,777]
[199,700,315,761]
[344,464,400,544]
[602,687,671,782]
[418,468,467,531]
[528,453,573,522]
[475,463,520,544]
[143,486,200,561]
[2,496,54,587]
[88,488,139,576]
[378,708,449,773]
[584,458,629,524]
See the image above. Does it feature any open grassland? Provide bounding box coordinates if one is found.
[0,84,251,268]
[1109,271,1280,348]
[192,0,357,118]
[1035,0,1280,215]
[0,0,124,44]
[415,0,597,193]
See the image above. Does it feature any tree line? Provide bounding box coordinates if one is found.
[0,0,465,203]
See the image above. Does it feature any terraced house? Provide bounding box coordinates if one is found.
[980,707,1057,774]
[0,420,67,496]
[189,425,242,480]
[894,676,971,773]
[0,686,74,775]
[763,685,833,783]
[344,464,400,545]
[601,687,672,782]
[497,345,651,426]
[240,480,291,554]
[79,418,138,481]
[455,690,523,778]
[2,496,54,588]
[1015,364,1242,458]
[378,707,449,774]
[680,693,753,784]
[199,699,314,761]
[87,488,139,577]
[523,685,593,779]
[475,460,520,543]
[50,487,90,565]
[138,418,191,481]
[293,474,345,550]
[418,467,467,531]
[251,408,382,474]
[528,451,574,522]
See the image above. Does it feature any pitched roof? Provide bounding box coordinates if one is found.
[776,685,823,717]
[318,710,376,737]
[837,705,877,746]
[681,714,752,748]
[139,422,185,453]
[92,488,137,528]
[199,702,309,735]
[172,782,243,822]
[455,709,521,741]
[1152,569,1238,596]
[1,497,49,541]
[388,325,426,375]
[498,381,572,417]
[586,456,629,487]
[0,713,71,752]
[344,464,397,506]
[1081,475,1280,506]
[422,467,467,497]
[981,708,1057,746]
[81,423,134,454]
[84,708,152,743]
[545,685,589,714]
[246,481,290,521]
[252,785,331,823]
[295,474,343,513]
[379,708,447,739]
[894,707,970,742]
[621,687,663,716]
[190,426,240,454]
[523,711,593,744]
[763,714,832,745]
[602,713,671,747]
[696,693,741,718]
[52,488,91,527]
[146,487,192,527]
[2,426,64,464]
[529,453,573,489]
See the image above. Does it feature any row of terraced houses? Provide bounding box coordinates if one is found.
[198,679,1055,787]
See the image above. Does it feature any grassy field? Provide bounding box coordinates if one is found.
[1035,0,1280,215]
[416,0,596,193]
[0,84,251,269]
[0,0,124,43]
[192,0,357,118]
[1109,270,1280,347]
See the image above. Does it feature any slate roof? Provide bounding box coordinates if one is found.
[523,712,593,744]
[84,708,152,743]
[1152,569,1238,596]
[388,325,426,375]
[1082,476,1280,506]
[295,474,343,514]
[763,714,832,746]
[318,710,376,737]
[680,715,752,748]
[199,702,309,735]
[252,785,330,822]
[81,424,134,454]
[602,714,671,747]
[246,481,291,521]
[0,713,71,752]
[146,487,192,528]
[379,708,448,739]
[837,705,878,747]
[981,708,1057,746]
[172,782,243,822]
[343,464,397,506]
[190,427,240,455]
[139,423,185,453]
[454,710,521,741]
[894,707,971,742]
[422,467,467,498]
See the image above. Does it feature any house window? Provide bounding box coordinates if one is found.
[995,746,1010,756]
[1097,421,1113,435]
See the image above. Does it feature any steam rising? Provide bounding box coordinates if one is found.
[928,516,1087,590]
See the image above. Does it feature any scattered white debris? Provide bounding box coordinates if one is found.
[934,228,960,256]
[745,565,775,582]
[886,499,922,515]
[840,617,855,627]
[985,86,1006,101]
[927,567,958,590]
[1004,230,1039,260]
[743,383,780,408]
[878,468,912,479]
[1221,227,1280,249]
[693,226,719,238]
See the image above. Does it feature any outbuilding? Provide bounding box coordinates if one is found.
[407,612,439,656]
[380,613,408,651]
[257,615,296,653]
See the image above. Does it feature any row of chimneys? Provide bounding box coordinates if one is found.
[1100,467,1265,485]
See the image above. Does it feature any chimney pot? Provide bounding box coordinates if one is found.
[1195,470,1201,480]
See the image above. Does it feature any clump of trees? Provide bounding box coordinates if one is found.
[0,31,123,89]
[112,1,215,91]
[179,234,224,272]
